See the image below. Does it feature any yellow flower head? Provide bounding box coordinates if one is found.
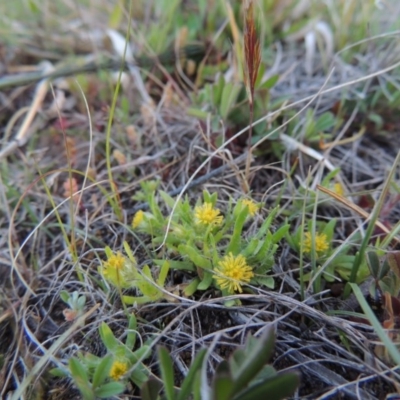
[214,253,254,293]
[332,183,345,197]
[194,202,223,226]
[302,232,329,255]
[241,199,258,217]
[132,210,144,228]
[101,252,132,288]
[109,360,129,380]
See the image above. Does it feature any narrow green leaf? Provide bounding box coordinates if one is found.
[108,3,123,29]
[231,329,275,392]
[158,260,170,286]
[158,346,175,400]
[350,283,400,365]
[211,373,234,400]
[92,355,113,389]
[271,224,289,243]
[178,244,212,269]
[95,382,126,398]
[177,349,207,400]
[159,190,178,209]
[260,74,279,90]
[69,358,93,400]
[126,314,137,349]
[69,357,88,382]
[233,372,300,400]
[49,367,69,378]
[255,276,274,289]
[99,322,119,351]
[197,271,213,290]
[141,378,163,400]
[123,241,137,265]
[183,278,200,297]
[154,259,195,271]
[366,252,380,278]
[315,112,335,132]
[226,205,248,255]
[60,290,69,303]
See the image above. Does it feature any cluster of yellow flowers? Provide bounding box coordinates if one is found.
[109,360,129,380]
[302,231,329,256]
[100,252,134,288]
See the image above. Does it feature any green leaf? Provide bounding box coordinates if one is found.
[226,205,248,255]
[125,314,137,349]
[159,190,178,209]
[141,378,163,400]
[366,252,380,278]
[69,357,88,382]
[95,382,126,398]
[123,295,153,305]
[158,346,175,400]
[231,329,275,392]
[49,367,69,378]
[220,82,241,119]
[233,372,300,400]
[108,3,123,29]
[271,224,289,243]
[154,259,196,271]
[69,358,93,400]
[212,373,234,400]
[379,259,391,281]
[242,238,260,258]
[158,260,170,286]
[60,290,70,303]
[256,207,278,239]
[178,244,212,269]
[183,278,200,297]
[315,112,335,132]
[99,322,119,351]
[123,241,137,265]
[197,271,213,290]
[92,355,113,389]
[177,350,207,400]
[255,276,274,289]
[350,283,400,365]
[259,74,279,90]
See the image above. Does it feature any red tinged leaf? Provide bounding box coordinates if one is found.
[387,251,400,280]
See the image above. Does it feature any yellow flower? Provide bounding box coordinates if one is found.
[132,210,144,228]
[214,253,254,293]
[333,183,345,197]
[101,252,131,288]
[109,360,129,380]
[241,199,258,217]
[194,203,223,226]
[302,232,329,255]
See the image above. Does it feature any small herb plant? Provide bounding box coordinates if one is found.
[131,183,288,302]
[286,218,368,284]
[51,314,150,399]
[60,290,86,322]
[99,244,172,305]
[141,327,299,400]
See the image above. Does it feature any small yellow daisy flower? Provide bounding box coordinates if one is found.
[302,232,329,255]
[194,203,223,226]
[101,252,131,288]
[132,210,144,228]
[241,199,258,217]
[109,360,129,380]
[214,253,254,293]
